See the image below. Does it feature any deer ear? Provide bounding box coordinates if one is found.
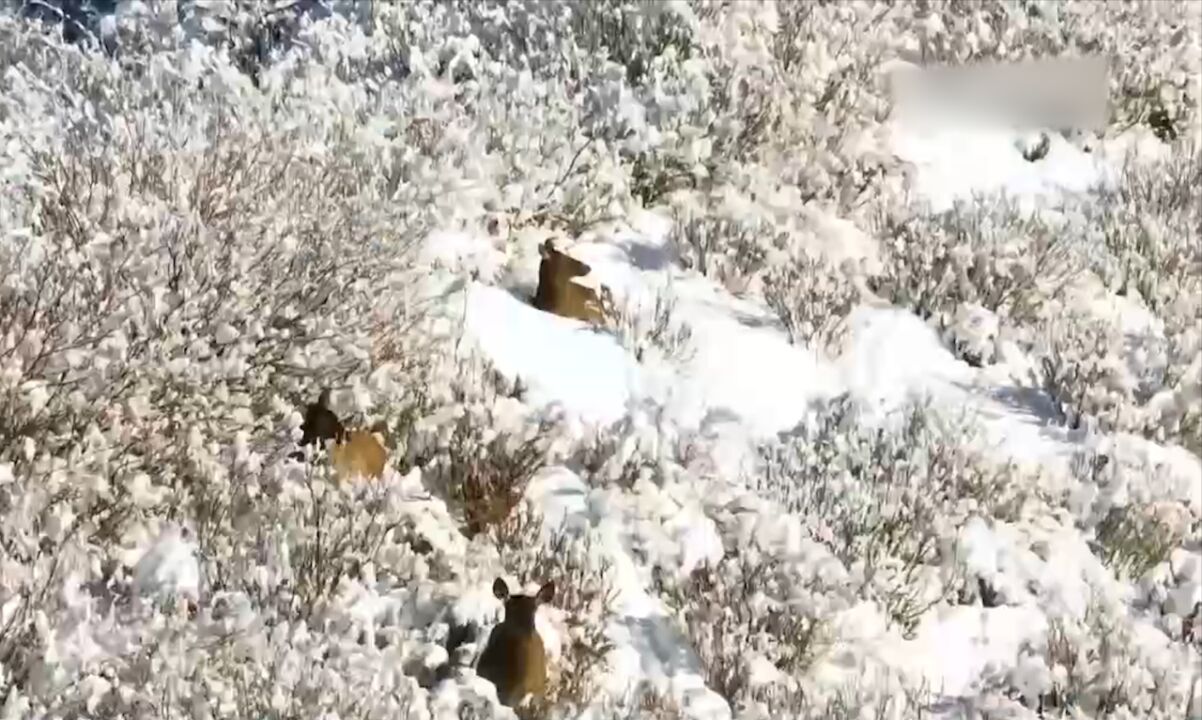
[539,239,553,259]
[535,581,555,604]
[492,577,510,601]
[317,388,332,409]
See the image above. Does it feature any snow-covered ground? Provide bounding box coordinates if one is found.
[3,3,1200,719]
[397,112,1199,717]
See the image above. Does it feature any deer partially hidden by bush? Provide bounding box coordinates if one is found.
[477,577,555,708]
[533,239,613,324]
[291,389,388,481]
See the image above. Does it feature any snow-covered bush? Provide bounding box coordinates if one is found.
[1024,599,1199,718]
[1037,312,1134,432]
[1093,504,1182,582]
[666,210,775,284]
[1065,444,1196,586]
[1092,149,1201,318]
[1040,146,1202,453]
[754,3,906,215]
[590,685,685,720]
[1038,180,1198,455]
[869,195,1090,364]
[605,289,695,365]
[755,395,1031,632]
[17,590,428,719]
[176,0,339,88]
[1036,305,1200,452]
[411,377,559,541]
[0,8,459,713]
[761,253,861,352]
[654,532,934,718]
[654,553,827,715]
[569,416,663,491]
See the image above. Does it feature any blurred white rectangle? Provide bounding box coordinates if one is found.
[891,56,1110,131]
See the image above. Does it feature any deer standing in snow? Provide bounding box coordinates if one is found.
[476,577,555,707]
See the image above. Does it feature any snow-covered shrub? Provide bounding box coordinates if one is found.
[1093,504,1181,582]
[667,209,775,284]
[16,0,115,49]
[412,383,559,541]
[654,553,828,714]
[1046,146,1202,453]
[654,541,934,719]
[1067,442,1199,531]
[590,684,685,720]
[605,289,695,365]
[177,0,336,88]
[759,396,1029,563]
[1009,146,1200,452]
[1026,600,1199,718]
[755,2,907,214]
[17,592,428,719]
[1092,149,1202,318]
[1037,312,1132,432]
[755,395,1031,632]
[619,2,909,218]
[0,9,454,712]
[567,0,698,89]
[569,416,663,491]
[761,253,861,352]
[624,687,685,719]
[1036,308,1200,452]
[735,681,933,720]
[869,195,1090,364]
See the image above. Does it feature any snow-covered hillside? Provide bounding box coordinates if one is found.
[1,2,1199,720]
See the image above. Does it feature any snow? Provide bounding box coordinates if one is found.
[41,108,1189,717]
[889,113,1117,214]
[422,93,1199,717]
[464,282,641,426]
[9,6,1199,720]
[131,524,201,604]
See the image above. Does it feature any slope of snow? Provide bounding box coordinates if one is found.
[430,106,1201,717]
[9,7,1200,720]
[464,282,641,427]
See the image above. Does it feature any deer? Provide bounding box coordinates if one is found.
[532,239,613,324]
[476,577,555,708]
[290,389,388,482]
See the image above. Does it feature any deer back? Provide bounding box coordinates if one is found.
[329,429,388,481]
[476,622,548,706]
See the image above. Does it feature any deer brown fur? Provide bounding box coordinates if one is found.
[532,239,610,324]
[292,389,388,481]
[476,578,555,707]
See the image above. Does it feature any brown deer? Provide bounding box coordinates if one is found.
[476,578,555,708]
[291,389,388,481]
[532,239,612,324]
